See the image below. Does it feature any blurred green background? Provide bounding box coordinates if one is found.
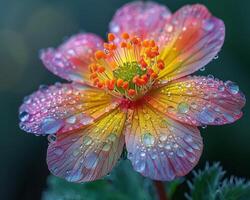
[0,0,249,199]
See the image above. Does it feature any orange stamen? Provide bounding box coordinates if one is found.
[120,42,127,48]
[122,81,129,89]
[128,89,136,96]
[139,58,148,68]
[108,33,115,42]
[122,32,129,40]
[117,78,124,87]
[90,72,97,79]
[142,40,150,47]
[97,66,105,73]
[151,72,158,79]
[157,60,165,70]
[95,50,106,60]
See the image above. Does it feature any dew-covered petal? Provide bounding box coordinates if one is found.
[40,33,103,84]
[19,83,120,135]
[158,4,225,81]
[109,1,171,39]
[125,104,202,181]
[47,108,127,182]
[146,76,245,126]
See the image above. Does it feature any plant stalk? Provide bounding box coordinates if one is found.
[154,180,169,200]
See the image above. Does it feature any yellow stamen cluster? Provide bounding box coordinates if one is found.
[89,32,165,100]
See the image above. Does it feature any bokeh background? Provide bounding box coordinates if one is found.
[0,0,249,199]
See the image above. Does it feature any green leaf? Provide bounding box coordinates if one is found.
[217,178,250,200]
[42,160,154,200]
[185,162,225,200]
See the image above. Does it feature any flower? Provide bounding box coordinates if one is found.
[19,1,245,182]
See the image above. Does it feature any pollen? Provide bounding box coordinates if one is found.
[89,32,165,100]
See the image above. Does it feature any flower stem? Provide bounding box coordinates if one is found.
[154,180,169,200]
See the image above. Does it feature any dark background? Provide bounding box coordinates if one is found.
[0,0,249,199]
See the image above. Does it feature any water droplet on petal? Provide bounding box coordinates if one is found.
[47,134,57,143]
[80,114,94,125]
[203,19,214,31]
[102,142,111,151]
[66,170,83,182]
[41,117,63,134]
[82,136,92,146]
[213,55,219,60]
[142,133,155,147]
[66,116,77,124]
[177,148,186,158]
[84,153,99,169]
[165,24,173,32]
[218,85,225,92]
[134,160,146,172]
[225,81,239,94]
[107,133,117,142]
[177,102,189,114]
[200,67,206,71]
[165,144,171,150]
[184,134,193,143]
[159,134,167,142]
[197,109,214,124]
[54,147,64,156]
[68,72,83,82]
[19,111,30,122]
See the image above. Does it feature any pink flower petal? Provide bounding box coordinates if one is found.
[158,4,225,81]
[47,108,127,182]
[40,33,103,84]
[109,1,171,39]
[147,76,245,126]
[125,104,203,181]
[19,83,120,135]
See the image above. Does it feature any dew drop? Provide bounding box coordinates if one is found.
[66,116,77,124]
[177,148,186,158]
[102,142,111,151]
[107,133,117,142]
[41,117,63,134]
[165,24,173,32]
[218,85,225,92]
[184,134,193,143]
[47,134,57,143]
[82,136,92,146]
[54,147,64,156]
[19,111,30,122]
[142,133,155,147]
[200,67,206,71]
[73,149,80,157]
[197,109,214,124]
[134,160,146,172]
[80,114,94,125]
[68,72,83,82]
[213,55,219,60]
[159,134,167,142]
[66,170,83,182]
[202,19,214,31]
[177,102,189,114]
[225,81,239,94]
[84,153,99,169]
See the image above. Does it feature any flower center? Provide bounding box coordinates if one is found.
[89,32,165,100]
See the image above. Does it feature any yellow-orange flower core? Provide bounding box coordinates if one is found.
[89,32,165,100]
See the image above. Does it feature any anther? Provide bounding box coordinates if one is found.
[122,32,130,40]
[108,33,116,42]
[128,89,136,96]
[95,50,106,60]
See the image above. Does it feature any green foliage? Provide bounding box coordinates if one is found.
[43,161,250,200]
[43,160,157,200]
[186,163,250,200]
